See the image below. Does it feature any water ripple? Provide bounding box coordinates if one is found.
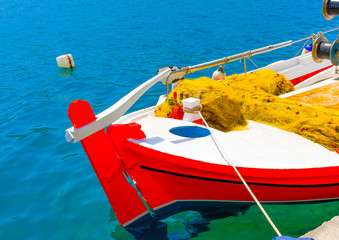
[0,0,338,239]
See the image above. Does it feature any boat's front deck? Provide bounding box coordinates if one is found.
[116,69,339,170]
[129,117,339,169]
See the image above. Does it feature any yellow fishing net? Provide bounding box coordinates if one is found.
[154,69,339,152]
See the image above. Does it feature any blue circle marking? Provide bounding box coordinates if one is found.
[169,126,211,138]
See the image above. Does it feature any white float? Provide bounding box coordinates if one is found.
[56,54,75,68]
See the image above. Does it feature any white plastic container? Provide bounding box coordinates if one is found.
[56,54,75,68]
[182,98,201,122]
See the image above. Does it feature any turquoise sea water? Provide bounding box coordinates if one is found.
[1,0,339,239]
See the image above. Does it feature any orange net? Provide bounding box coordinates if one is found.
[286,81,339,111]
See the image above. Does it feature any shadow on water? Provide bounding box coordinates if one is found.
[121,203,252,240]
[58,68,76,77]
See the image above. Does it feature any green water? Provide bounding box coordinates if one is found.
[109,202,339,239]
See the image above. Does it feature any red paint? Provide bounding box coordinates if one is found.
[71,116,339,227]
[122,139,339,205]
[290,65,333,86]
[106,125,176,219]
[170,105,184,120]
[107,123,146,171]
[67,61,337,226]
[68,100,148,227]
[193,118,203,125]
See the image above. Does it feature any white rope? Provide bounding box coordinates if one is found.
[294,36,311,57]
[198,112,282,237]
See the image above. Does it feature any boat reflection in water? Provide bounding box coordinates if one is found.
[119,204,251,240]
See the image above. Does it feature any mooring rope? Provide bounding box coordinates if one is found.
[198,111,282,237]
[248,57,259,69]
[294,36,311,57]
[183,105,202,113]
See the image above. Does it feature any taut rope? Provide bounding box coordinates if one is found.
[198,111,282,237]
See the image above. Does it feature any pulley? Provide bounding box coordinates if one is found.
[323,0,339,20]
[312,36,339,66]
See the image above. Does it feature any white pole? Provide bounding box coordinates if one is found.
[65,68,172,143]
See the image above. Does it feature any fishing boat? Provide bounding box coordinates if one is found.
[63,2,339,234]
[64,31,339,227]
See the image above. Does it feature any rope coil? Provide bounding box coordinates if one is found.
[183,105,202,113]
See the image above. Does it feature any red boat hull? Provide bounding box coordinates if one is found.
[68,100,339,228]
[123,137,339,203]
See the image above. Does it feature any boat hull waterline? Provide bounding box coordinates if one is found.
[68,96,339,228]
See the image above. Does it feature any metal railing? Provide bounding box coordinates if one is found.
[165,27,339,93]
[66,27,339,143]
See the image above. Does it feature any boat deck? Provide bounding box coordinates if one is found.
[286,80,339,111]
[130,117,339,169]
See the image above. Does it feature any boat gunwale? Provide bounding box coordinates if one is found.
[123,138,339,187]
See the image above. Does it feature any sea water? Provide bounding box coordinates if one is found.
[1,0,339,239]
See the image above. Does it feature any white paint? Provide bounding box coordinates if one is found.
[280,77,339,98]
[294,66,336,90]
[262,53,332,81]
[130,117,339,169]
[65,68,171,143]
[212,66,226,81]
[182,98,201,122]
[182,98,201,109]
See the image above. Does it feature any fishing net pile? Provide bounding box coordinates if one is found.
[154,69,339,152]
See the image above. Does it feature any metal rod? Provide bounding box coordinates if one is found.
[165,27,339,92]
[243,57,247,74]
[66,27,339,143]
[291,27,339,45]
[168,40,293,79]
[165,27,339,85]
